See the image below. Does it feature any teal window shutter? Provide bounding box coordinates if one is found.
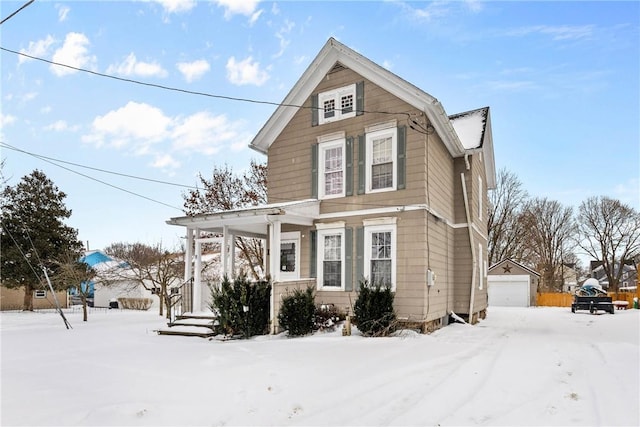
[310,230,317,278]
[355,226,364,290]
[356,81,364,116]
[311,143,318,199]
[311,94,319,126]
[346,136,353,196]
[345,227,353,291]
[397,125,406,190]
[357,134,366,195]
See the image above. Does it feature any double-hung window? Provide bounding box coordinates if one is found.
[317,227,345,290]
[318,84,356,125]
[363,220,396,290]
[317,134,346,199]
[365,126,397,193]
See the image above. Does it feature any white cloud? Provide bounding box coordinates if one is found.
[503,25,595,41]
[82,102,249,169]
[41,106,52,114]
[44,120,79,132]
[106,53,168,78]
[151,153,181,170]
[146,0,196,14]
[57,5,70,22]
[172,111,247,155]
[50,32,97,76]
[214,0,262,20]
[485,80,537,92]
[273,19,295,58]
[226,56,269,86]
[1,113,17,127]
[45,120,68,131]
[19,35,55,64]
[176,59,210,83]
[22,92,38,102]
[614,178,640,209]
[83,101,172,150]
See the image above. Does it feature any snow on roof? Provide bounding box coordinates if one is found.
[449,107,488,150]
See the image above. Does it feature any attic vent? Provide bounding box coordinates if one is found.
[328,62,347,74]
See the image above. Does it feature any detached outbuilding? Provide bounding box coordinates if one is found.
[488,259,539,307]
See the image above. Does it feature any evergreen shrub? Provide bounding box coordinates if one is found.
[209,273,271,338]
[353,280,396,336]
[278,286,315,337]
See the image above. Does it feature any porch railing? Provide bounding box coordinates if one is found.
[169,277,193,323]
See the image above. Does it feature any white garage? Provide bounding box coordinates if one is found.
[488,259,540,307]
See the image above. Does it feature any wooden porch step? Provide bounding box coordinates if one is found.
[157,328,215,338]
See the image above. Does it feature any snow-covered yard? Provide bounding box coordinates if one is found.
[1,306,638,426]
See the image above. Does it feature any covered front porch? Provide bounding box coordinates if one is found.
[166,200,319,333]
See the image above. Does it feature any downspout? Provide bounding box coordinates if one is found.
[460,172,477,323]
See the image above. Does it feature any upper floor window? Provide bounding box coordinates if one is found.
[319,139,345,198]
[318,84,357,125]
[365,126,397,193]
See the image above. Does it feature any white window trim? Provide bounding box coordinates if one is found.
[364,223,397,291]
[365,127,397,194]
[280,232,300,281]
[34,289,47,299]
[478,176,483,221]
[318,84,357,125]
[478,243,484,290]
[316,227,346,291]
[318,137,346,200]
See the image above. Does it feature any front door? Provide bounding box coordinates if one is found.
[280,232,300,281]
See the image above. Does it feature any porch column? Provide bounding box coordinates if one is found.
[194,230,203,313]
[184,228,193,284]
[269,220,281,334]
[229,232,236,279]
[222,225,230,279]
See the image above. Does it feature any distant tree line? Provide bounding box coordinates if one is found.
[488,168,640,292]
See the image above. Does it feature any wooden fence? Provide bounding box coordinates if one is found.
[537,291,639,308]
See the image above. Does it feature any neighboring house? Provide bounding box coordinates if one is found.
[487,259,539,307]
[590,260,637,291]
[560,263,579,293]
[167,38,496,332]
[1,286,68,311]
[80,250,160,308]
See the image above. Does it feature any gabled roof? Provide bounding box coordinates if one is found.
[248,37,496,188]
[488,258,540,277]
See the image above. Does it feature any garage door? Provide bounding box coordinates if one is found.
[488,275,530,307]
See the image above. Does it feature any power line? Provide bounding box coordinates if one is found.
[3,145,185,211]
[0,46,411,118]
[1,141,198,190]
[0,0,35,25]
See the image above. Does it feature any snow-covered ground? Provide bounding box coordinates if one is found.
[1,306,638,426]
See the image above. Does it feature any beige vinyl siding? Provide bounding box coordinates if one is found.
[267,64,485,325]
[1,286,68,311]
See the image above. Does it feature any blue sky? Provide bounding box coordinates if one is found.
[1,0,638,252]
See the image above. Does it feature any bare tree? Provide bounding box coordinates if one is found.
[487,168,530,266]
[103,242,184,318]
[183,160,267,279]
[53,254,95,321]
[576,196,640,293]
[521,198,576,291]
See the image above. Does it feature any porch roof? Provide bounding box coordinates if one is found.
[166,199,319,238]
